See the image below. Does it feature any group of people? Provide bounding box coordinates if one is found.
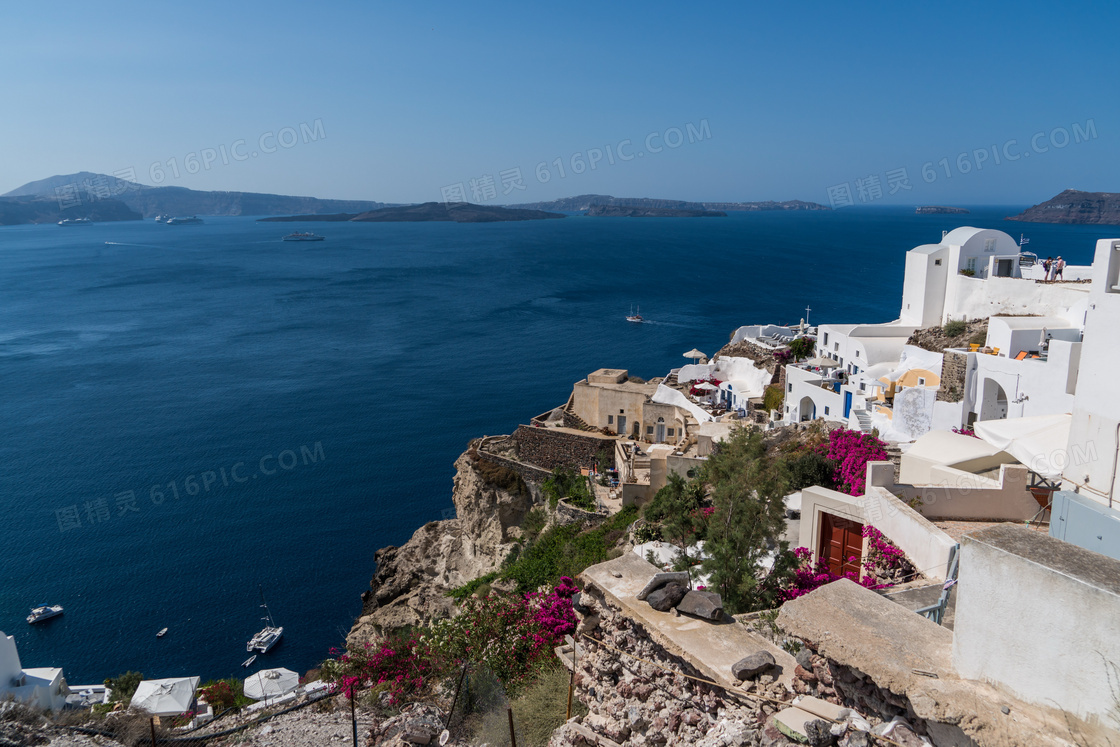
[1042,256,1066,281]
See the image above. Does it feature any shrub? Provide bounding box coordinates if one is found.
[762,385,784,414]
[788,336,815,360]
[784,448,837,492]
[104,671,144,703]
[943,319,967,337]
[522,508,547,541]
[777,547,883,601]
[448,571,500,600]
[475,460,528,497]
[959,268,975,277]
[322,629,438,704]
[543,468,593,509]
[197,679,253,713]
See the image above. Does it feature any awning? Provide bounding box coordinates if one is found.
[974,413,1072,480]
[243,668,300,700]
[802,357,839,368]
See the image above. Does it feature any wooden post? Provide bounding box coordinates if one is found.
[150,717,158,746]
[507,706,517,747]
[350,687,358,747]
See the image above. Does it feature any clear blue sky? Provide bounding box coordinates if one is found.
[1,1,1115,206]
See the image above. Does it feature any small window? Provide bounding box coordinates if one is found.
[788,383,793,392]
[667,428,675,437]
[646,425,653,435]
[785,405,790,413]
[934,258,942,266]
[860,382,865,392]
[984,238,996,252]
[619,409,624,414]
[607,415,613,424]
[823,333,829,345]
[834,342,839,351]
[917,377,926,386]
[824,406,830,415]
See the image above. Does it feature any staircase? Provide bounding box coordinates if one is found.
[852,408,872,433]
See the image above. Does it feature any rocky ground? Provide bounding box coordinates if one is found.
[906,319,988,354]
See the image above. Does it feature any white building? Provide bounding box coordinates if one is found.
[0,631,67,712]
[1061,238,1120,506]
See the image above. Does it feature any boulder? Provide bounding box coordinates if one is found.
[647,583,688,611]
[732,651,776,680]
[795,647,813,670]
[636,571,691,600]
[677,590,723,620]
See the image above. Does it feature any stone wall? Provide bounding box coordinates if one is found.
[513,425,615,472]
[936,351,967,402]
[474,437,552,485]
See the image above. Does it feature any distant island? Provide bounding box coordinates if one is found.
[508,194,829,213]
[916,206,969,215]
[0,195,141,225]
[584,205,726,218]
[0,172,390,225]
[260,202,565,223]
[1006,189,1120,226]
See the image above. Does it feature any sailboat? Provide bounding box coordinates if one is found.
[626,305,644,323]
[246,586,283,653]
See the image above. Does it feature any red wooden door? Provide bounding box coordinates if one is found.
[818,512,864,578]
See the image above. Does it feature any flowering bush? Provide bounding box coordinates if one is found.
[952,427,978,438]
[862,525,915,583]
[826,429,889,495]
[198,680,237,713]
[689,378,722,396]
[777,546,884,602]
[322,631,437,704]
[424,579,578,695]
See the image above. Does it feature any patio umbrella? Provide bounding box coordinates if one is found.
[694,382,718,391]
[243,668,300,700]
[130,677,200,716]
[683,348,706,362]
[802,356,839,368]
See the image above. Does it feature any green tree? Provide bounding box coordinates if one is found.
[104,671,144,702]
[699,429,789,613]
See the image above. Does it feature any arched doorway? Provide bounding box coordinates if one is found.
[980,378,1008,420]
[799,396,816,422]
[655,417,666,443]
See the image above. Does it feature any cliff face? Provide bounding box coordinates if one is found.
[1006,189,1120,225]
[347,450,541,646]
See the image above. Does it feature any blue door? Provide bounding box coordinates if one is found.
[844,391,853,419]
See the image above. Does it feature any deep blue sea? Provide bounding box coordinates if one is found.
[0,207,1110,685]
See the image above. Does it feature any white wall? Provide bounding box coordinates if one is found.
[1062,239,1120,505]
[968,342,1080,422]
[900,245,949,327]
[785,365,843,423]
[953,525,1120,727]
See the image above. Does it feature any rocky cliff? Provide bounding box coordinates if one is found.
[1006,189,1120,225]
[347,449,542,646]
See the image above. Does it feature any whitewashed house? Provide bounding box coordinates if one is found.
[0,631,67,712]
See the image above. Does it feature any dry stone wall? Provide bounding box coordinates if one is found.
[515,425,614,472]
[936,351,968,403]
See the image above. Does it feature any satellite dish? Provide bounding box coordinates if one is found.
[439,729,450,745]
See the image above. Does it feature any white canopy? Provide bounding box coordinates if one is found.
[683,348,706,360]
[130,676,200,716]
[694,382,718,391]
[802,356,839,368]
[974,413,1072,480]
[243,668,300,700]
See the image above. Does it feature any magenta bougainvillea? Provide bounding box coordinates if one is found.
[825,429,889,495]
[778,526,910,601]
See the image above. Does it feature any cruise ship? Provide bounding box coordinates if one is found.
[282,232,325,242]
[58,218,93,226]
[164,216,204,225]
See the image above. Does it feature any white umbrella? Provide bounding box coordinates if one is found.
[130,677,200,716]
[243,668,300,700]
[694,382,718,391]
[683,348,706,361]
[802,356,839,368]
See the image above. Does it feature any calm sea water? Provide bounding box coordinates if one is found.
[0,207,1110,685]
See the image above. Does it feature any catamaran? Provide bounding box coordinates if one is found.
[27,604,64,624]
[246,587,283,653]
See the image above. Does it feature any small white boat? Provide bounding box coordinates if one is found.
[27,604,64,624]
[242,655,257,668]
[626,305,644,323]
[156,627,168,638]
